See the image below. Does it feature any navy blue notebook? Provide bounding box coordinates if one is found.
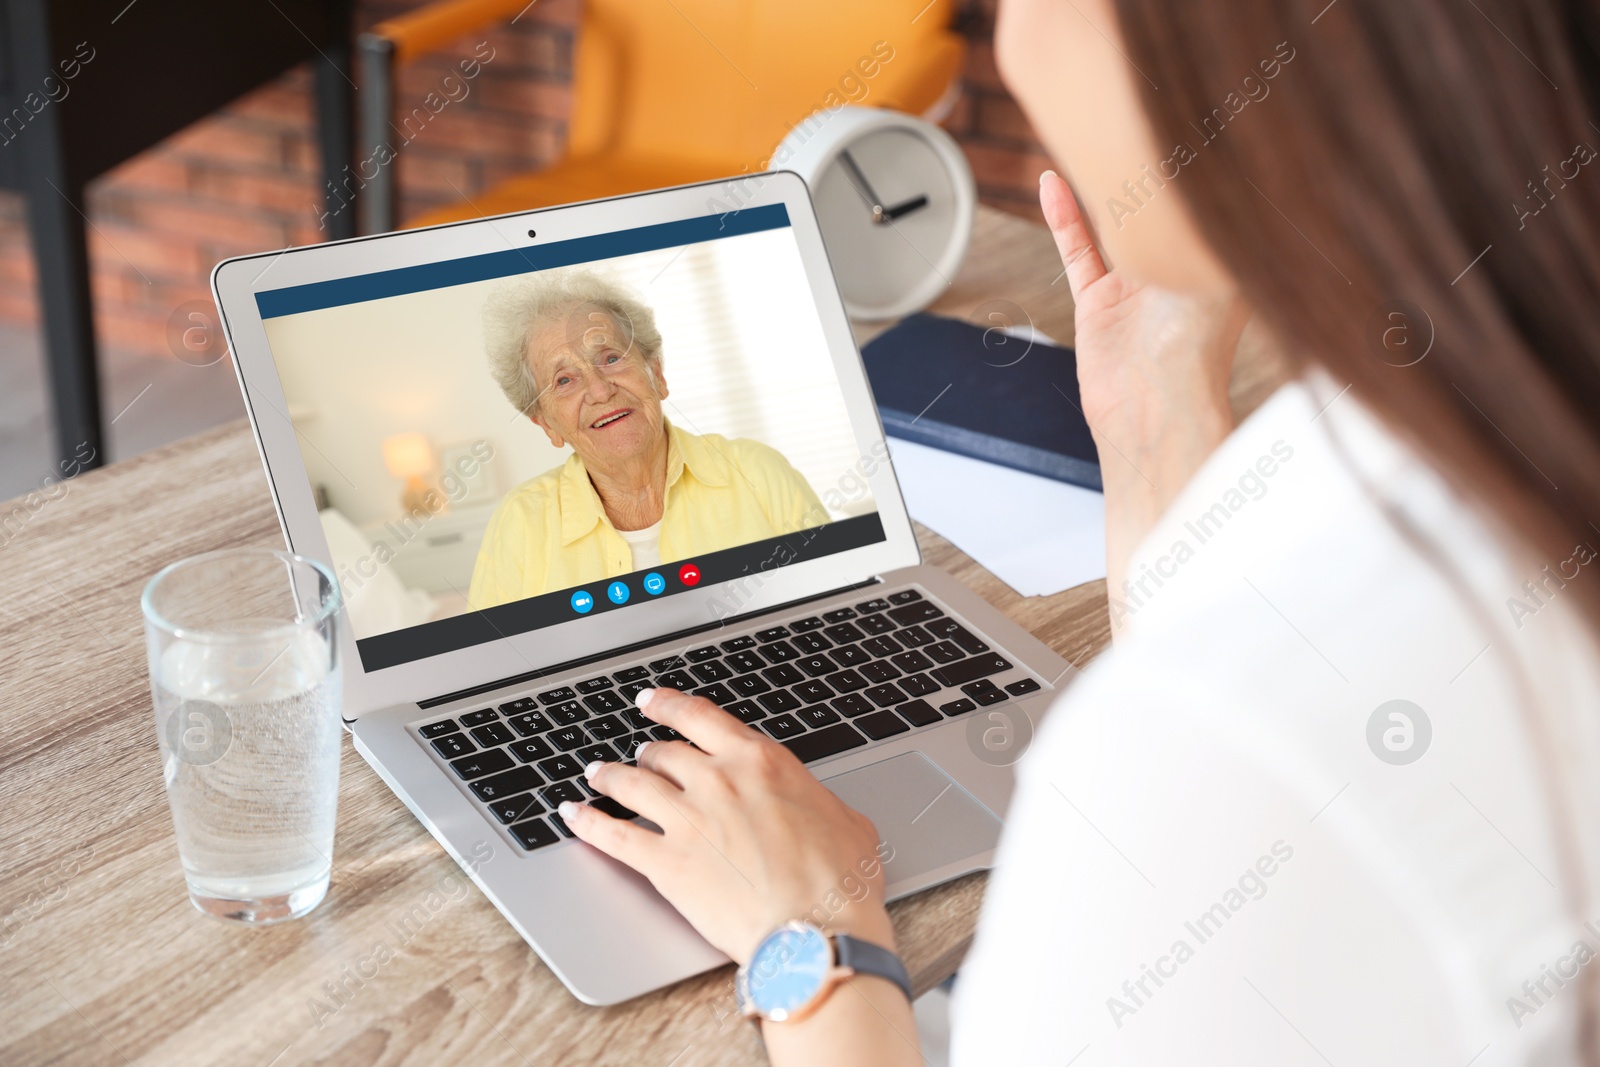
[861,313,1101,491]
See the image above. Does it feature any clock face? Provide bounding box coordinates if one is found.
[812,126,961,319]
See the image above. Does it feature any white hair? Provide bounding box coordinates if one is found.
[481,268,663,417]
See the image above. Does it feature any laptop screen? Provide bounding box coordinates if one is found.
[254,205,887,672]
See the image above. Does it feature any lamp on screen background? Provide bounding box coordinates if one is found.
[382,432,444,516]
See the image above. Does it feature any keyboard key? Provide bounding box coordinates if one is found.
[691,660,733,683]
[931,654,1013,688]
[859,661,901,684]
[508,710,553,735]
[460,709,499,727]
[618,681,652,703]
[693,682,737,705]
[727,650,766,673]
[796,654,838,678]
[791,632,832,654]
[488,793,545,824]
[686,645,723,662]
[450,749,515,780]
[762,714,806,740]
[794,680,835,704]
[857,598,892,613]
[614,732,654,759]
[509,736,555,762]
[856,710,912,740]
[577,743,618,766]
[622,709,651,731]
[797,704,841,729]
[822,608,858,623]
[888,601,943,625]
[900,673,940,697]
[940,698,977,717]
[790,616,826,632]
[891,650,934,673]
[860,636,902,658]
[537,754,583,780]
[725,700,766,725]
[963,679,1008,706]
[824,669,869,693]
[549,726,589,751]
[649,725,685,742]
[1006,678,1043,696]
[865,683,907,708]
[547,701,588,726]
[823,622,864,644]
[926,618,990,654]
[591,796,638,820]
[537,686,577,705]
[548,812,575,838]
[760,640,799,663]
[472,766,541,801]
[895,625,934,648]
[832,645,872,668]
[858,614,897,635]
[431,734,474,759]
[758,690,802,713]
[419,719,459,738]
[783,723,868,763]
[897,699,942,727]
[470,722,516,747]
[762,664,805,687]
[576,676,614,694]
[587,714,628,740]
[655,669,695,690]
[925,641,964,665]
[510,817,561,850]
[756,626,791,642]
[729,674,772,697]
[500,696,537,714]
[613,665,651,683]
[540,781,585,807]
[720,635,757,652]
[831,694,874,717]
[583,690,627,714]
[888,589,922,604]
[650,655,687,672]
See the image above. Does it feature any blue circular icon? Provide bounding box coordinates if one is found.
[571,590,594,613]
[607,580,630,604]
[643,572,665,595]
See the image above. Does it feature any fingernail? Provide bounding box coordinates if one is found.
[1040,169,1057,184]
[635,687,657,709]
[558,800,582,820]
[634,740,654,761]
[583,760,604,780]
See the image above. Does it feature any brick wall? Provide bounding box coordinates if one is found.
[0,0,1048,360]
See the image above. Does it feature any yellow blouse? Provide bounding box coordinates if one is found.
[468,422,827,608]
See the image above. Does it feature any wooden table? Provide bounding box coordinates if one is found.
[0,205,1283,1065]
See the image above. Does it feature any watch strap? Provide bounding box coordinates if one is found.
[833,934,912,1003]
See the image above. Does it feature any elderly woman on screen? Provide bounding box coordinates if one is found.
[468,269,826,608]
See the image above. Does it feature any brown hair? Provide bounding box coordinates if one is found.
[1109,0,1600,1055]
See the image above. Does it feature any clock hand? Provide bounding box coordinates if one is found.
[882,194,929,221]
[837,150,887,223]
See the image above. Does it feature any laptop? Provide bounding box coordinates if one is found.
[212,171,1074,1006]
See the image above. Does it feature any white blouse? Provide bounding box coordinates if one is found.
[951,378,1600,1066]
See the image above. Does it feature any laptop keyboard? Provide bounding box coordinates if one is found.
[411,587,1048,852]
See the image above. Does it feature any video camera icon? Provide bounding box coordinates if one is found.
[571,590,595,614]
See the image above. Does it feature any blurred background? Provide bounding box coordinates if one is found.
[0,0,1051,503]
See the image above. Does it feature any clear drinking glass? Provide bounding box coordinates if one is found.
[142,549,344,923]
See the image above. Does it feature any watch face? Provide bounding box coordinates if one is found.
[745,923,832,1020]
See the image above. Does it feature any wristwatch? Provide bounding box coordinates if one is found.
[735,921,912,1023]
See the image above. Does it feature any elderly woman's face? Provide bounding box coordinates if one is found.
[525,305,669,467]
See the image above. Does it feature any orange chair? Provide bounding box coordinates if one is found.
[357,0,965,233]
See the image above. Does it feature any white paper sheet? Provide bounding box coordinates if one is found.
[887,437,1107,598]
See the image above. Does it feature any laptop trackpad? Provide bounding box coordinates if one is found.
[823,752,1002,888]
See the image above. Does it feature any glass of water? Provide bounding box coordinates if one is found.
[142,549,343,924]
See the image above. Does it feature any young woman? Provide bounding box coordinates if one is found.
[557,0,1600,1062]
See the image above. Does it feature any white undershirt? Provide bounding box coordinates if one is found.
[615,520,662,571]
[951,377,1600,1066]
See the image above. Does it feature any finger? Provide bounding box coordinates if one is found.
[1040,169,1107,296]
[560,799,665,871]
[635,688,751,754]
[583,758,685,827]
[633,738,711,791]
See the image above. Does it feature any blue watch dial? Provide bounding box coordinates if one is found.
[745,924,832,1020]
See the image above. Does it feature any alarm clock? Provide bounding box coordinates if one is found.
[776,106,976,321]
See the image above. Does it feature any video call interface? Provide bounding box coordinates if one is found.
[255,205,886,671]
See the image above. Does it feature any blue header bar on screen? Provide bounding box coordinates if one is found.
[254,203,793,319]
